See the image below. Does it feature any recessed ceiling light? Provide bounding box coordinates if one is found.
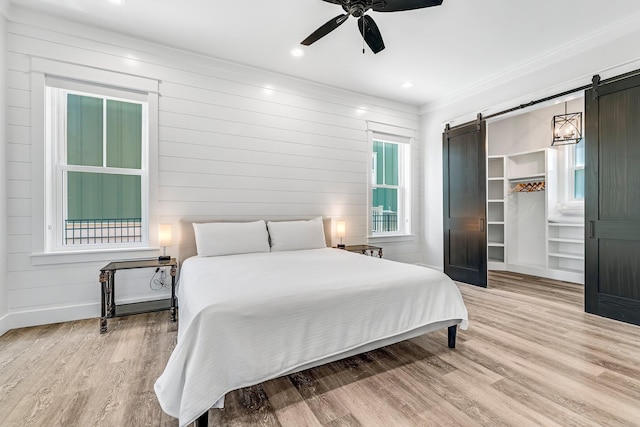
[401,81,414,89]
[290,47,304,57]
[109,0,124,4]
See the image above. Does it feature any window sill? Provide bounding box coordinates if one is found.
[367,234,417,244]
[31,247,161,266]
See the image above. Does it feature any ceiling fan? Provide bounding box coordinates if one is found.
[301,0,444,54]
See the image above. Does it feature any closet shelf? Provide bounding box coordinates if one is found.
[548,252,584,260]
[488,242,505,247]
[548,265,583,274]
[548,222,584,228]
[508,173,545,181]
[548,237,583,244]
[488,199,504,203]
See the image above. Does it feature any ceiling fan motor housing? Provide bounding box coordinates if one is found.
[347,3,366,17]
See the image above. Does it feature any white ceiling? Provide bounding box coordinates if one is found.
[9,0,640,106]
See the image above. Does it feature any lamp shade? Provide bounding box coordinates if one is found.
[336,220,346,238]
[159,223,173,247]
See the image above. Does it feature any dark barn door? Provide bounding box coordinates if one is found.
[443,117,487,287]
[585,74,640,326]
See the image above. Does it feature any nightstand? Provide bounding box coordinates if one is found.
[99,258,178,333]
[339,244,383,258]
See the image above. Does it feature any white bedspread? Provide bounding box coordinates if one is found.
[154,248,468,427]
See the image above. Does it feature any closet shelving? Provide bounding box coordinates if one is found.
[486,99,586,284]
[547,223,584,275]
[545,145,584,280]
[488,148,584,283]
[487,156,506,269]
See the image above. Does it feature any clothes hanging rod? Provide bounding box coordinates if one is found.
[508,176,545,184]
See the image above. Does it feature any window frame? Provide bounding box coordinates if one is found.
[367,127,412,237]
[30,58,160,264]
[46,84,149,251]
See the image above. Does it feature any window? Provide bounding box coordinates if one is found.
[46,82,149,250]
[370,134,410,235]
[572,138,585,199]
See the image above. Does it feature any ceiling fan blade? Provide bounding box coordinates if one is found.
[372,0,443,12]
[301,13,349,46]
[357,15,385,54]
[320,0,348,5]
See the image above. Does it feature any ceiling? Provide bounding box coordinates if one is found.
[9,0,640,107]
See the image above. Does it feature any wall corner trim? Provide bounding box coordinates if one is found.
[0,313,10,338]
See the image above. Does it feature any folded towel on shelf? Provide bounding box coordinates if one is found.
[556,201,584,216]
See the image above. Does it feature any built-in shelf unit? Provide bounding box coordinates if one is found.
[487,148,584,283]
[487,156,506,269]
[548,223,585,274]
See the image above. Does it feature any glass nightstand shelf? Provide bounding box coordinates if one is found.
[336,244,383,258]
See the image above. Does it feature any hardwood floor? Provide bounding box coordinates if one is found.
[2,271,640,426]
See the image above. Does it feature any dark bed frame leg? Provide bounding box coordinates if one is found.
[448,325,457,349]
[195,412,208,427]
[192,327,457,427]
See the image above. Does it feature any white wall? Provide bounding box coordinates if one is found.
[2,8,421,332]
[420,19,640,270]
[488,98,584,156]
[0,0,9,336]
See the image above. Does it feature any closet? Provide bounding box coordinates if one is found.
[486,99,585,284]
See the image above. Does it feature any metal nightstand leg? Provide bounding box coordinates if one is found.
[99,271,107,333]
[107,271,115,318]
[170,265,177,322]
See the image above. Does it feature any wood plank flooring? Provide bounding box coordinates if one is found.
[2,271,640,426]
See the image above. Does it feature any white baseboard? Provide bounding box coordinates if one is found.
[1,303,100,336]
[0,294,172,337]
[507,263,584,284]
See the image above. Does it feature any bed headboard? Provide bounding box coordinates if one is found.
[177,217,333,261]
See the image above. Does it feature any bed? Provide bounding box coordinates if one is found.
[154,218,468,427]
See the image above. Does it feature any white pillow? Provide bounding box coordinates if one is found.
[267,217,327,252]
[193,221,270,257]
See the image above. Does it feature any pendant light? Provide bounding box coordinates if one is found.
[552,102,582,146]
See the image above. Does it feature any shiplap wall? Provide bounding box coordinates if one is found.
[0,9,9,335]
[4,8,421,330]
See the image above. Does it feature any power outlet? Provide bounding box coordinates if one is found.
[160,269,167,286]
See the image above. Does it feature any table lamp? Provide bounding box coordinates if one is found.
[158,223,173,262]
[336,220,346,249]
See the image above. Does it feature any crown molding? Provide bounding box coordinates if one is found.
[420,10,640,115]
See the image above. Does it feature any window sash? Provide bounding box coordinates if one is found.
[568,140,585,201]
[370,136,409,236]
[47,85,149,251]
